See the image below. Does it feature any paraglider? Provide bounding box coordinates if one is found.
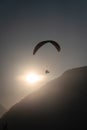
[33,40,61,74]
[33,40,61,55]
[45,70,50,74]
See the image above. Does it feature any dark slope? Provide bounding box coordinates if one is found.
[0,66,87,129]
[0,105,6,118]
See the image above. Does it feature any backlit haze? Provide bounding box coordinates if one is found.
[0,0,87,109]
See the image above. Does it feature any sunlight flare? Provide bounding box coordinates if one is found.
[25,73,43,84]
[17,72,44,85]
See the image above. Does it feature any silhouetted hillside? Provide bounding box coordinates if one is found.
[0,66,87,129]
[0,105,6,118]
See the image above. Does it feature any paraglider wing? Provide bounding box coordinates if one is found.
[33,40,61,55]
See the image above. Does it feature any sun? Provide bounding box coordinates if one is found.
[17,71,45,86]
[25,73,43,84]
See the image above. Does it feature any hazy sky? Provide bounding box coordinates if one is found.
[0,0,87,108]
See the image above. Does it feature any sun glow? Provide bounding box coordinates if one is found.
[25,73,43,84]
[17,70,46,87]
[21,72,43,84]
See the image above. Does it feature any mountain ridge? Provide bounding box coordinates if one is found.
[0,66,87,129]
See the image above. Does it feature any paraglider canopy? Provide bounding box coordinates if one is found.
[33,40,61,55]
[33,40,61,75]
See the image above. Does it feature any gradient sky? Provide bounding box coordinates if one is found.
[0,0,87,108]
